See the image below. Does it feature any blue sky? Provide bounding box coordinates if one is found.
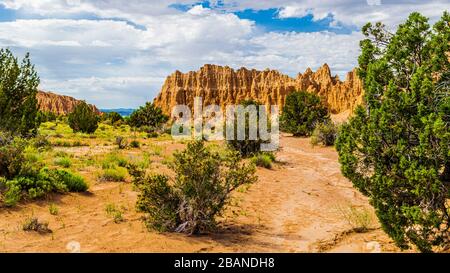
[0,0,447,108]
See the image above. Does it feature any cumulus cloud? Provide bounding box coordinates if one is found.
[207,0,448,28]
[3,0,447,28]
[274,0,449,28]
[0,0,446,107]
[41,76,165,109]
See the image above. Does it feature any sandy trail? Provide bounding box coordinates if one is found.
[0,136,400,253]
[220,136,398,253]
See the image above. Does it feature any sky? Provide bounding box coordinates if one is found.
[0,0,448,108]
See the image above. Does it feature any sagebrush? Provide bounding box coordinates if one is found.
[129,141,257,234]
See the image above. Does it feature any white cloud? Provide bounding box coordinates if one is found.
[41,76,165,109]
[0,0,447,107]
[0,10,259,107]
[2,0,448,28]
[274,0,449,28]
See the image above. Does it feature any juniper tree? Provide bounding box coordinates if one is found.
[227,99,268,157]
[128,102,168,132]
[280,91,330,137]
[336,12,450,252]
[68,101,99,134]
[0,49,40,136]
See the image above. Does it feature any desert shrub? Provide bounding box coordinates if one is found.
[32,135,52,151]
[36,111,58,124]
[147,131,159,138]
[0,132,27,179]
[1,168,88,207]
[49,203,59,215]
[54,151,69,158]
[68,101,99,134]
[1,179,20,207]
[227,100,269,157]
[338,205,374,233]
[100,167,127,182]
[280,91,330,136]
[0,132,87,207]
[128,102,168,132]
[130,140,140,148]
[115,136,128,149]
[54,157,72,168]
[130,141,257,234]
[0,49,40,136]
[102,152,128,169]
[53,169,88,192]
[336,12,450,252]
[311,122,338,146]
[103,112,123,125]
[105,203,125,223]
[22,217,52,234]
[52,140,88,147]
[251,153,275,169]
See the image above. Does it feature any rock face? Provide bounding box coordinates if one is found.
[154,64,364,116]
[37,91,100,115]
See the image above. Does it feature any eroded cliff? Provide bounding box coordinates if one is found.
[154,64,363,116]
[37,91,100,115]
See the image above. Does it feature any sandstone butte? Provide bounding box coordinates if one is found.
[36,90,100,115]
[154,64,364,118]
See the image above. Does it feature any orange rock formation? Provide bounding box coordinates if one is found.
[154,64,364,116]
[37,91,100,115]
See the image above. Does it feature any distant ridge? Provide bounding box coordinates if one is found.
[37,91,101,115]
[101,108,135,117]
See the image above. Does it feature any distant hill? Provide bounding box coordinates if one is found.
[37,91,101,115]
[101,108,135,117]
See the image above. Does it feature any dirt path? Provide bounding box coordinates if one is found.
[219,136,399,253]
[0,136,402,253]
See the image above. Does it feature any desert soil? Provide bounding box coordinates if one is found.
[0,135,405,253]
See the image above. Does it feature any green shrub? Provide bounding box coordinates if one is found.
[36,111,58,124]
[130,140,140,148]
[54,169,88,192]
[311,122,338,146]
[130,141,257,234]
[336,12,450,252]
[0,132,27,179]
[22,217,52,234]
[49,203,59,215]
[54,151,69,157]
[2,181,21,207]
[338,205,374,233]
[100,167,127,182]
[54,157,72,168]
[32,135,52,151]
[115,136,128,149]
[128,102,168,131]
[227,100,269,157]
[68,101,99,134]
[147,132,159,138]
[102,153,128,169]
[103,112,123,125]
[251,153,275,169]
[105,203,125,223]
[52,140,88,147]
[1,168,88,207]
[280,91,330,137]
